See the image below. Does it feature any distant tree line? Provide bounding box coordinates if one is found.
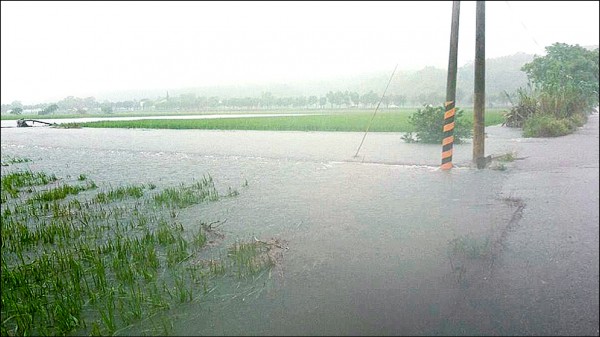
[2,91,408,115]
[2,89,512,116]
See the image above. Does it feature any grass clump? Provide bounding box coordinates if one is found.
[94,184,146,203]
[53,122,82,129]
[151,175,219,208]
[1,170,58,201]
[228,239,277,279]
[1,156,31,166]
[28,182,97,203]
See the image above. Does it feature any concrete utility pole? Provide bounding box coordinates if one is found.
[473,1,486,167]
[441,1,460,170]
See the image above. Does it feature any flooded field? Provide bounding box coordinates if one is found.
[0,113,322,129]
[0,125,560,335]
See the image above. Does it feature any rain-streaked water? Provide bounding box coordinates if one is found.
[0,113,322,128]
[1,125,527,335]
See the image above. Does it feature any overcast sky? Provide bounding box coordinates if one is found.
[1,1,599,105]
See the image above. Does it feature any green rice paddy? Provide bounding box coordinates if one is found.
[76,109,506,132]
[1,161,278,336]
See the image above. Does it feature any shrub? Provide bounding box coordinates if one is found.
[503,88,538,127]
[402,104,472,144]
[522,114,573,137]
[569,112,588,128]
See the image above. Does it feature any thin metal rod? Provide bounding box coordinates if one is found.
[353,64,398,158]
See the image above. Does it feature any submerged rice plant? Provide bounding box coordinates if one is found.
[93,184,146,203]
[151,175,219,208]
[228,239,277,279]
[1,169,276,336]
[1,170,57,200]
[1,156,31,166]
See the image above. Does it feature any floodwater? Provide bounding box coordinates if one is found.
[0,112,322,128]
[0,124,544,335]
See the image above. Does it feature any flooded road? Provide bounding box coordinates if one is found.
[1,117,597,335]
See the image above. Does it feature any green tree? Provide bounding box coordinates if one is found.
[349,91,360,107]
[319,96,327,109]
[381,95,391,108]
[326,91,335,108]
[308,95,318,108]
[294,96,307,108]
[521,43,599,117]
[392,94,407,107]
[100,104,113,114]
[10,107,23,115]
[417,92,444,106]
[261,92,274,109]
[40,104,59,115]
[361,91,379,107]
[179,93,197,111]
[10,100,23,111]
[207,97,220,109]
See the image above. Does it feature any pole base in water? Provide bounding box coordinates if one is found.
[441,162,453,170]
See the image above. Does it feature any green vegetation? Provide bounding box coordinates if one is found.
[9,107,23,115]
[447,233,493,284]
[40,104,59,115]
[522,114,580,137]
[75,109,505,132]
[1,170,58,201]
[53,122,83,129]
[28,181,97,203]
[1,169,278,336]
[151,176,220,208]
[502,88,538,128]
[93,184,146,203]
[494,151,517,164]
[402,105,472,144]
[505,43,598,137]
[228,239,277,279]
[1,156,31,166]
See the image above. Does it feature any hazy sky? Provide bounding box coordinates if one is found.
[2,1,599,105]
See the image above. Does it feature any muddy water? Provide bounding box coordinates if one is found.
[1,126,524,335]
[0,113,322,128]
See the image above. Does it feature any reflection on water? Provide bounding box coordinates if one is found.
[1,127,523,335]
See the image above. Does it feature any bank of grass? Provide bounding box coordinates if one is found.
[78,109,506,132]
